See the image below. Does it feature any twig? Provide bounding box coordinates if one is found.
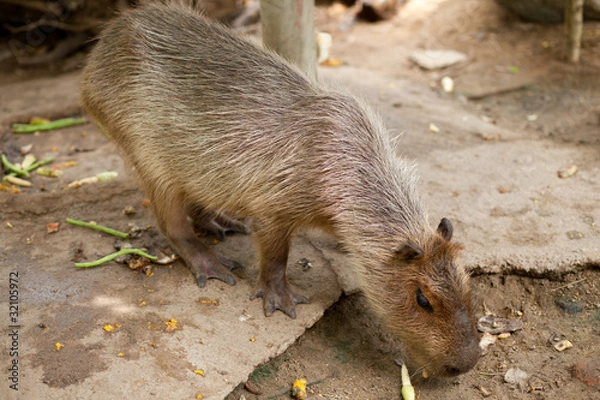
[74,249,157,268]
[478,371,505,377]
[12,117,86,134]
[66,218,129,239]
[550,277,587,292]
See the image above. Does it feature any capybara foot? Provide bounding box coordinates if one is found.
[250,280,310,319]
[189,253,241,287]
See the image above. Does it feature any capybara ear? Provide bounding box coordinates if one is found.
[437,218,453,242]
[396,242,424,261]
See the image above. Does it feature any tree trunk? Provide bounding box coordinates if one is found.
[260,0,317,80]
[565,0,584,62]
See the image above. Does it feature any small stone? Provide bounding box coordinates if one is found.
[409,49,467,70]
[20,143,33,155]
[429,123,440,133]
[566,230,584,240]
[441,76,454,93]
[123,206,136,215]
[558,165,577,178]
[478,386,493,397]
[504,367,528,387]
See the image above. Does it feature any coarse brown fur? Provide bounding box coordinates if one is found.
[80,2,480,377]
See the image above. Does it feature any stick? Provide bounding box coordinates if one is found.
[74,249,157,268]
[12,117,86,134]
[65,218,129,239]
[550,277,587,292]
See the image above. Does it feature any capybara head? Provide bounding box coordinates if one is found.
[366,218,480,377]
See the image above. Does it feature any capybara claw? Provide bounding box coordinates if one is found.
[190,256,238,287]
[194,270,236,287]
[251,282,310,319]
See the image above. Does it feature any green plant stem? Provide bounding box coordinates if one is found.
[1,154,29,177]
[74,249,157,268]
[3,156,55,181]
[12,117,86,134]
[66,218,129,239]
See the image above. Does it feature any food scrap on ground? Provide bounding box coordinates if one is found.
[400,364,415,400]
[66,218,129,239]
[103,324,120,332]
[67,171,118,188]
[554,339,574,352]
[291,378,307,400]
[164,318,179,332]
[12,117,86,134]
[5,176,32,187]
[2,153,56,187]
[73,248,157,268]
[46,222,60,233]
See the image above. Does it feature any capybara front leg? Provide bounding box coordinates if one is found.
[157,195,239,287]
[250,230,309,319]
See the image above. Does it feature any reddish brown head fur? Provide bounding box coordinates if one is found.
[362,219,480,377]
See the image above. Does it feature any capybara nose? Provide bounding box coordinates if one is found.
[444,339,481,376]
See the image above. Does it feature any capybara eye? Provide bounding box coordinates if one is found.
[416,288,433,312]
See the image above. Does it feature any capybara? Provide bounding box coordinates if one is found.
[80,3,480,377]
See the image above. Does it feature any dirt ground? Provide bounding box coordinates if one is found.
[1,0,599,399]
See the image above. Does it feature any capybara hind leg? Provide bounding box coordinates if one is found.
[250,229,310,319]
[157,196,238,287]
[190,208,249,240]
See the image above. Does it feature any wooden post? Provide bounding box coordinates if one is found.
[565,0,584,63]
[260,0,317,80]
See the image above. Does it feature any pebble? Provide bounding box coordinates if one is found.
[441,76,454,93]
[409,49,467,70]
[558,165,577,178]
[504,367,528,388]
